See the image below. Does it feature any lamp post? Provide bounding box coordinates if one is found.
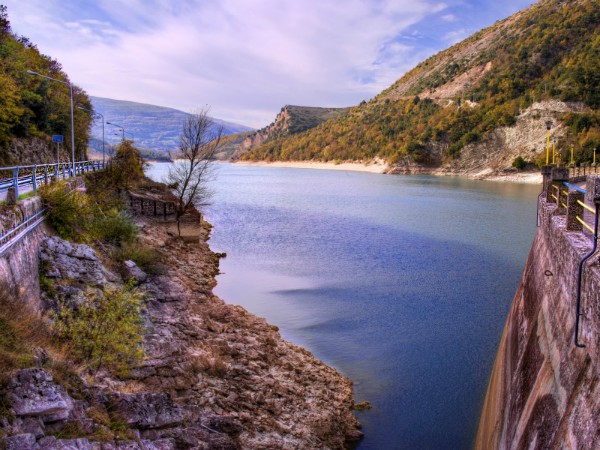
[545,120,552,165]
[106,121,125,141]
[27,70,76,175]
[77,106,105,164]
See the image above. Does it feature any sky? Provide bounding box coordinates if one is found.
[4,0,535,129]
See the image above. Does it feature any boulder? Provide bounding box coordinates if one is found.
[6,369,73,420]
[123,260,147,283]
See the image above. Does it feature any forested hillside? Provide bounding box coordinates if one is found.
[0,5,92,165]
[242,0,599,171]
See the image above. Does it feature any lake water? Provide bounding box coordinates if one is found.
[147,162,540,449]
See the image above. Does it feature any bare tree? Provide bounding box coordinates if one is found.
[166,107,223,235]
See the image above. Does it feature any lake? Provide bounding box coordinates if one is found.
[147,162,540,449]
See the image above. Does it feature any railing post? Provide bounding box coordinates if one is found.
[549,166,569,205]
[44,165,48,185]
[13,167,19,199]
[541,165,553,199]
[566,190,585,231]
[32,165,37,192]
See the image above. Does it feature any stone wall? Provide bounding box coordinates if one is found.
[475,178,600,449]
[0,197,47,308]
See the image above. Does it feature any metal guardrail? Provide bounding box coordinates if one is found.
[0,159,106,257]
[0,160,105,198]
[0,208,47,256]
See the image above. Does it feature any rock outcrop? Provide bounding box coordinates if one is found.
[129,219,362,448]
[231,105,351,160]
[1,210,361,448]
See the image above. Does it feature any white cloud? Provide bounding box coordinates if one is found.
[441,13,457,22]
[1,0,529,128]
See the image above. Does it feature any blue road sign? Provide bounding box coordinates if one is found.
[52,135,63,143]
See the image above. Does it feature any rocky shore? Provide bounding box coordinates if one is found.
[0,204,362,448]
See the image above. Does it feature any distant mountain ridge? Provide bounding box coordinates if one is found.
[230,105,351,159]
[242,0,600,178]
[89,97,253,156]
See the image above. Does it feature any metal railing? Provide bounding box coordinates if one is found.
[0,159,106,257]
[0,208,47,256]
[0,160,105,198]
[559,181,600,348]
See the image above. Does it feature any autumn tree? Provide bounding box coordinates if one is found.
[167,107,223,235]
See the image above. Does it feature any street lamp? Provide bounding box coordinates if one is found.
[27,70,75,175]
[545,120,552,165]
[106,121,125,141]
[77,106,105,165]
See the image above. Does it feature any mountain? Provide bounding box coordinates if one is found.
[89,97,253,158]
[241,0,600,177]
[229,105,351,160]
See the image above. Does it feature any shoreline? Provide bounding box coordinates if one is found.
[234,159,389,174]
[233,160,542,184]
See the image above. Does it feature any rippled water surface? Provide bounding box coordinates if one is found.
[147,162,540,449]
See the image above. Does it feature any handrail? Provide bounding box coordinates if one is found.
[563,182,586,194]
[0,160,105,197]
[0,208,47,257]
[574,202,599,348]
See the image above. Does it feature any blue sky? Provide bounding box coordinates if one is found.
[4,0,534,128]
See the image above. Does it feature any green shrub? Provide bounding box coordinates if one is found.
[116,242,163,275]
[512,155,527,170]
[54,282,145,375]
[40,181,138,245]
[39,181,92,241]
[94,209,137,245]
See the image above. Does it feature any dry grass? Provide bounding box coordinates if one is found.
[189,349,228,378]
[0,288,50,372]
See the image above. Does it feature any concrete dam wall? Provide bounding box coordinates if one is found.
[476,172,600,449]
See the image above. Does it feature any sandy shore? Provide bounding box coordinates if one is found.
[235,159,389,174]
[478,172,542,184]
[235,160,543,184]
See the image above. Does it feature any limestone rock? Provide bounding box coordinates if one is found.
[2,433,36,450]
[39,237,117,285]
[6,369,73,420]
[110,393,183,430]
[123,260,147,283]
[39,236,118,309]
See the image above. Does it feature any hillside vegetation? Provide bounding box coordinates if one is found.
[242,0,599,170]
[0,6,92,165]
[231,105,351,159]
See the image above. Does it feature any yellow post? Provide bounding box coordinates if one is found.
[552,140,556,164]
[546,128,551,164]
[545,120,552,165]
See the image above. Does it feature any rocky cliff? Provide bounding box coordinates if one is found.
[475,175,600,449]
[230,105,350,160]
[0,191,361,449]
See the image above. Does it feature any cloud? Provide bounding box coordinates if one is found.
[2,0,534,128]
[441,13,457,22]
